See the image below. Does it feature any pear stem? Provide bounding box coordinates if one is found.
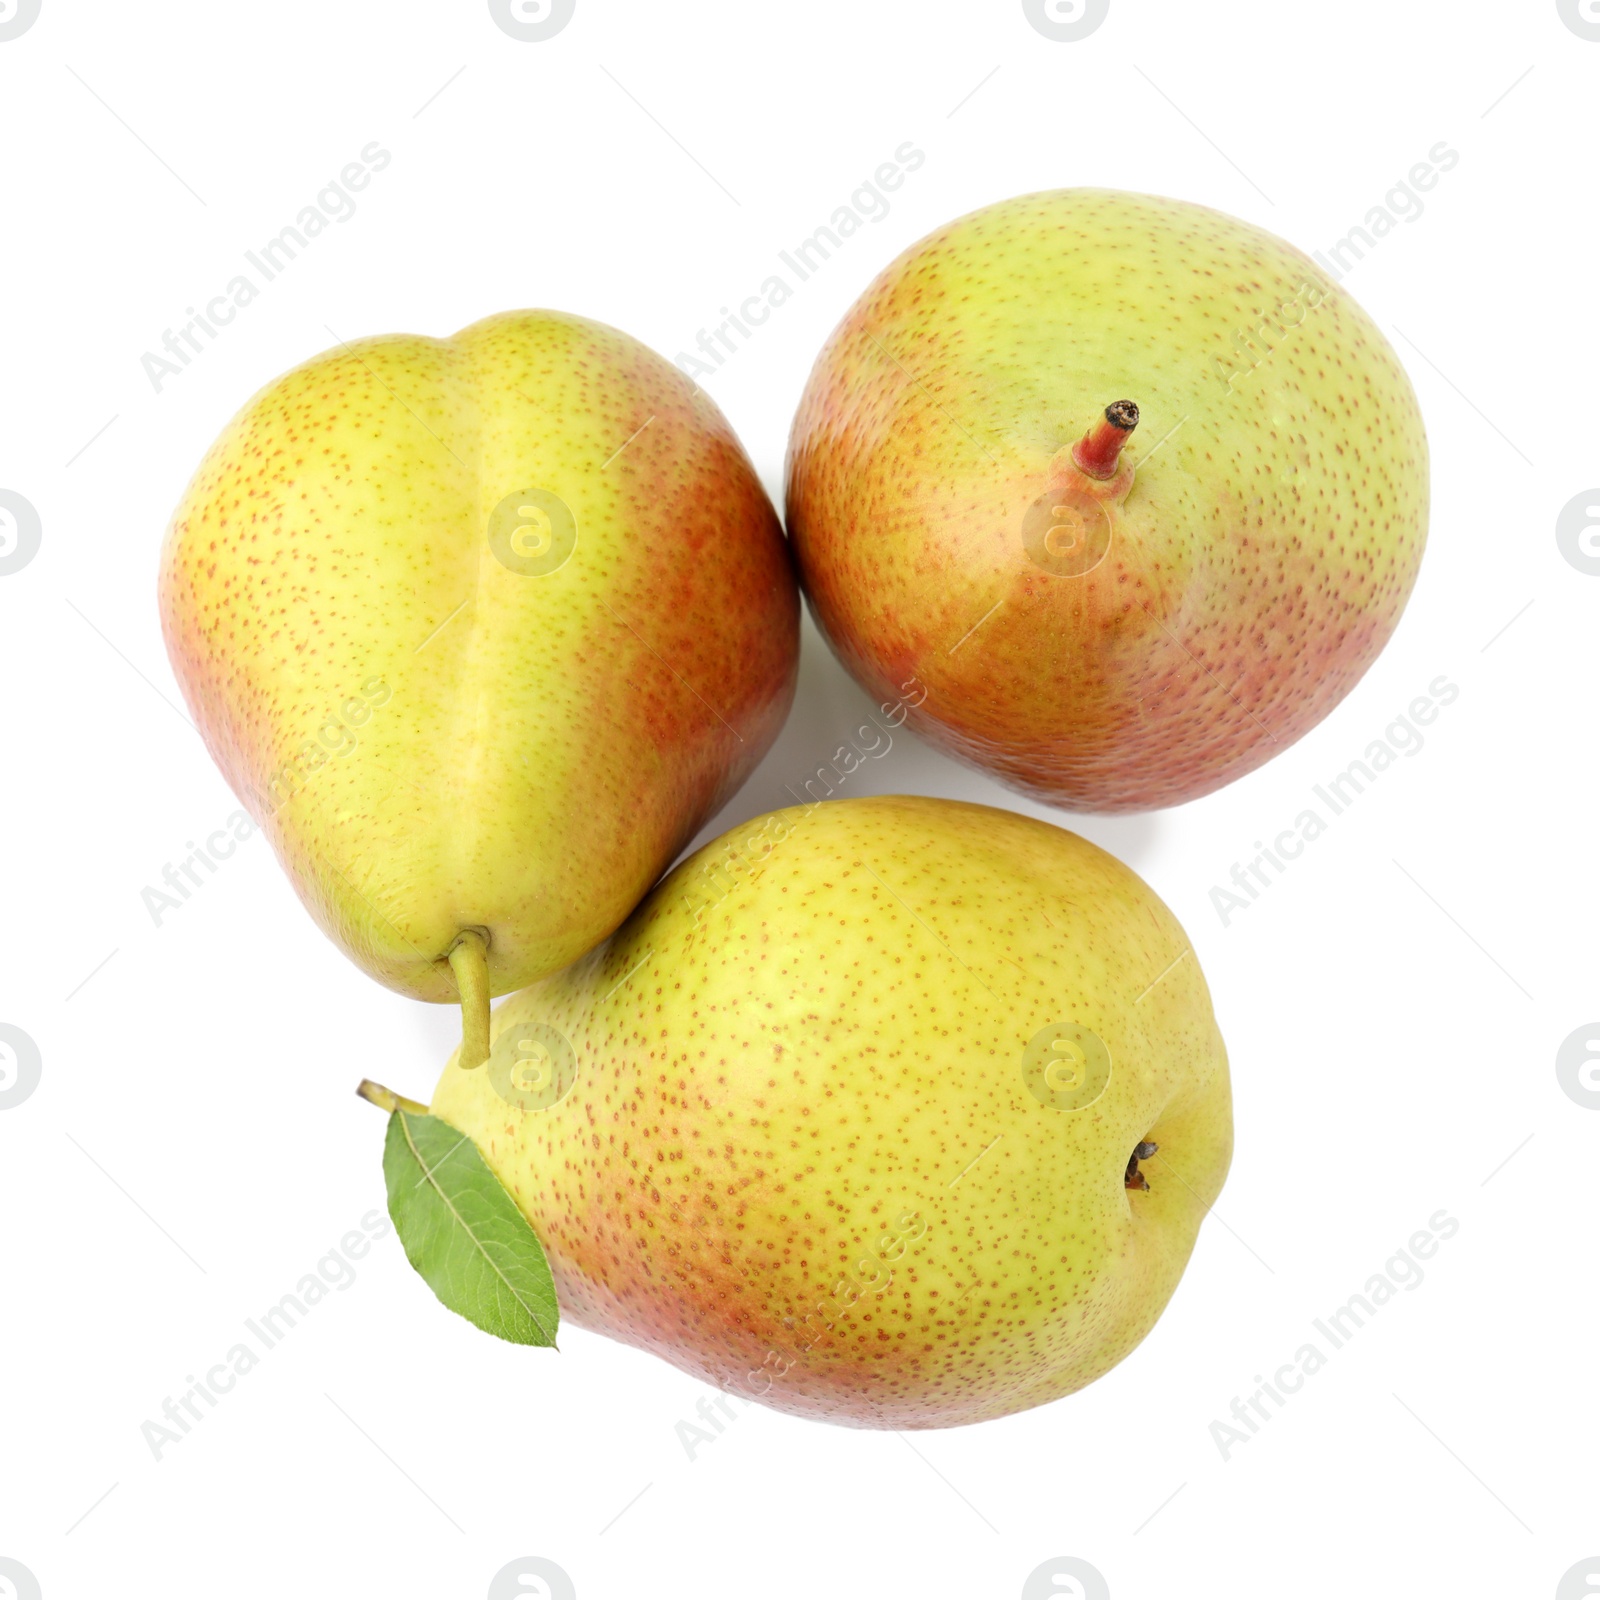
[1072,400,1140,479]
[448,929,492,1070]
[356,1079,429,1116]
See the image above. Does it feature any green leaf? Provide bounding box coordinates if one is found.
[382,1108,559,1347]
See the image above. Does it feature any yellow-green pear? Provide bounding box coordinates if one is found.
[787,188,1430,811]
[159,311,798,1054]
[429,795,1232,1428]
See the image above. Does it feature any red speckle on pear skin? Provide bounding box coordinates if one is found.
[785,189,1429,812]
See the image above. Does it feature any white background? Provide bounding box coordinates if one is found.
[2,2,1595,1597]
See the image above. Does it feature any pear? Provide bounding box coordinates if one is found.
[160,311,798,1056]
[428,795,1231,1428]
[786,188,1429,811]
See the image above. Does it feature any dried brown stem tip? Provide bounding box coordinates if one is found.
[1072,400,1140,479]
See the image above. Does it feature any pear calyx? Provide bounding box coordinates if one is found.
[1125,1139,1158,1192]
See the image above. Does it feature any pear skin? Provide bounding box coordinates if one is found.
[160,311,798,1017]
[429,796,1232,1429]
[786,188,1429,811]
